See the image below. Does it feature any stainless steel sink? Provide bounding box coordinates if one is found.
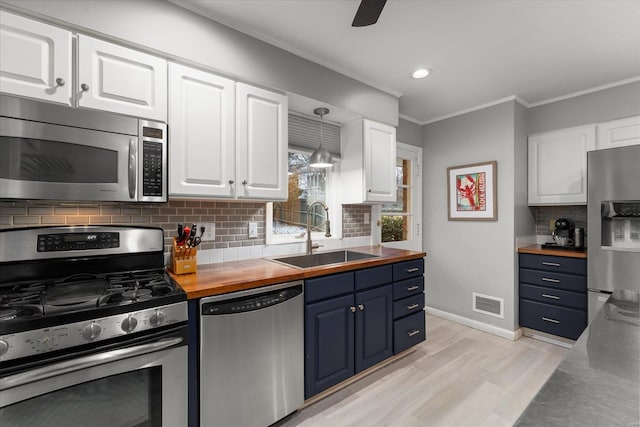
[268,250,379,269]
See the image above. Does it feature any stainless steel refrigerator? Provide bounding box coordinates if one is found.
[587,144,640,322]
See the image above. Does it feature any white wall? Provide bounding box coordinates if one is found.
[422,100,523,332]
[0,0,399,126]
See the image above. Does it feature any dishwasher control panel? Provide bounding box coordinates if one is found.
[202,285,302,315]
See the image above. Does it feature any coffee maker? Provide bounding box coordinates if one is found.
[546,218,576,248]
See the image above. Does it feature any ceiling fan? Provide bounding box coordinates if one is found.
[352,0,387,27]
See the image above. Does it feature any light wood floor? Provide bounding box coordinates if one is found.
[279,314,568,427]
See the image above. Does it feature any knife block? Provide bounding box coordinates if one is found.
[170,238,197,275]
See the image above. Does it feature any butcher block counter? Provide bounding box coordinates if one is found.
[518,245,587,259]
[169,246,427,300]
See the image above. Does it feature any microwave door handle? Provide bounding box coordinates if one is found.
[129,139,137,199]
[0,337,183,391]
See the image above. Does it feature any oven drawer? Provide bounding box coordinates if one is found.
[393,311,425,354]
[393,277,424,300]
[393,293,424,320]
[519,269,587,293]
[520,283,587,310]
[520,300,587,340]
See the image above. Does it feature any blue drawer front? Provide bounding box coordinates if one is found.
[520,299,587,340]
[519,253,586,275]
[520,269,587,293]
[393,311,425,354]
[393,277,424,300]
[393,258,424,281]
[305,272,354,303]
[355,265,393,291]
[520,283,587,310]
[393,294,424,320]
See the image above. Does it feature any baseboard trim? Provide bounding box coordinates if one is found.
[426,306,519,341]
[521,328,575,349]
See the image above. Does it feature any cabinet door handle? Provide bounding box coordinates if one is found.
[367,189,372,193]
[242,180,248,185]
[541,277,560,283]
[228,180,234,184]
[407,329,421,337]
[406,304,420,310]
[358,304,364,311]
[407,268,420,273]
[542,317,560,324]
[542,262,560,267]
[80,83,90,92]
[55,77,65,86]
[406,286,420,291]
[541,294,560,300]
[350,306,356,313]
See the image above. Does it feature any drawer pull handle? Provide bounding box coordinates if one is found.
[541,277,560,283]
[407,267,420,273]
[407,329,421,337]
[541,294,560,300]
[406,286,420,291]
[542,262,560,267]
[542,317,560,324]
[407,304,420,310]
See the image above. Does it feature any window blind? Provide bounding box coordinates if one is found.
[288,112,341,157]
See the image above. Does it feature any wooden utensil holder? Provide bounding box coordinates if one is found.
[170,238,197,275]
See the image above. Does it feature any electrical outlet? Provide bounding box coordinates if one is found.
[200,223,216,242]
[248,222,258,238]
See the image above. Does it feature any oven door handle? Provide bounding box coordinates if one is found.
[0,337,183,391]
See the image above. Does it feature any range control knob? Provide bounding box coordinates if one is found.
[149,310,166,327]
[0,339,8,357]
[82,322,102,341]
[121,315,138,333]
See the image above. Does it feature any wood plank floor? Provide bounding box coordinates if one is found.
[278,314,568,427]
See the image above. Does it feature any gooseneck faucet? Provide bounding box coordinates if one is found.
[306,201,331,255]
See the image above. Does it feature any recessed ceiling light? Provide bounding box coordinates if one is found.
[412,68,431,79]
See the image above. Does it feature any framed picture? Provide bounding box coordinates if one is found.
[447,161,497,221]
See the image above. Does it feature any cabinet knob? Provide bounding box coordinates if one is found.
[358,304,364,311]
[367,189,372,193]
[350,306,356,313]
[228,180,234,185]
[80,83,90,92]
[242,180,247,185]
[55,77,65,87]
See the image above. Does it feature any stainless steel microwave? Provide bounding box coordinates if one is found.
[0,95,167,202]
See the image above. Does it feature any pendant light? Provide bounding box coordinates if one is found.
[309,107,333,168]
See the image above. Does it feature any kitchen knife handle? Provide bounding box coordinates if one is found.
[128,139,137,199]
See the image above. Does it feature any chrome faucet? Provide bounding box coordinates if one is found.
[306,201,331,255]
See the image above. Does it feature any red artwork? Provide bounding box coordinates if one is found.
[456,172,486,211]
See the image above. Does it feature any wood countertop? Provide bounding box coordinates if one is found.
[170,246,427,300]
[518,245,587,259]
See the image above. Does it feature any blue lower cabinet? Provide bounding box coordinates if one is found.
[355,285,393,373]
[520,299,587,340]
[394,311,426,354]
[304,294,355,399]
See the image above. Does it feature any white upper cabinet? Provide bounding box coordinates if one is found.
[168,63,235,198]
[341,118,396,204]
[528,125,595,205]
[596,115,640,150]
[77,35,167,121]
[235,82,288,200]
[0,10,72,105]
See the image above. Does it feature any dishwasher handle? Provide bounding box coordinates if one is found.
[201,281,303,315]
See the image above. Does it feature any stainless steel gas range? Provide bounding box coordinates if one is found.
[0,225,187,427]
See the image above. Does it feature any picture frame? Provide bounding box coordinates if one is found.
[447,161,497,221]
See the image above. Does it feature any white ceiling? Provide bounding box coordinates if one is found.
[176,0,640,124]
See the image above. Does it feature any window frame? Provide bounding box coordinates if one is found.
[266,148,342,245]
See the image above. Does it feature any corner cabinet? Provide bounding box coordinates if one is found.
[77,35,167,122]
[528,125,595,205]
[168,63,288,201]
[304,259,425,399]
[0,10,72,106]
[341,118,397,204]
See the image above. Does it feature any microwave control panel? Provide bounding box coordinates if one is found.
[142,140,163,197]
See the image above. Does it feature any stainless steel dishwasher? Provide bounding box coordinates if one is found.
[199,281,304,427]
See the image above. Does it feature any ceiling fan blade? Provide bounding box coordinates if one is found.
[352,0,387,27]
